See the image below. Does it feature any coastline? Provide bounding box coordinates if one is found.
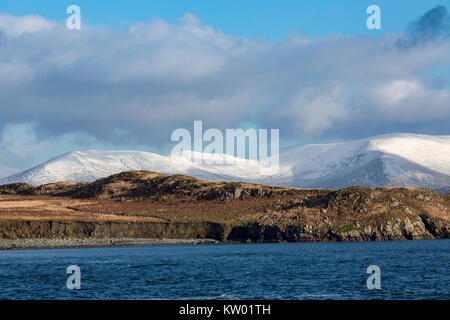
[0,238,220,251]
[1,237,449,251]
[0,175,448,249]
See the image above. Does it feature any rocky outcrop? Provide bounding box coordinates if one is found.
[226,216,449,243]
[0,215,447,243]
[0,171,290,201]
[0,220,226,241]
[419,214,450,238]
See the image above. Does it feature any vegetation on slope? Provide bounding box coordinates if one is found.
[0,171,448,242]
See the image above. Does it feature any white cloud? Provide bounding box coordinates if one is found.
[377,80,422,104]
[370,79,450,121]
[0,14,53,38]
[278,86,351,135]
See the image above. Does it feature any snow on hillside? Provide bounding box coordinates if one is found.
[1,133,450,191]
[0,150,271,186]
[278,133,450,190]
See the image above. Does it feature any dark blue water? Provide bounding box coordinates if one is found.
[0,240,448,299]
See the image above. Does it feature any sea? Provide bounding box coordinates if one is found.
[0,240,448,300]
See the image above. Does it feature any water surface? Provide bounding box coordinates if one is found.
[0,240,448,299]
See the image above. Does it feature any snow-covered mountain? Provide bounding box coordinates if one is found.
[1,133,450,191]
[0,150,274,186]
[278,133,450,190]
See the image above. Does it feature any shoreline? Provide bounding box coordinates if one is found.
[0,238,220,251]
[1,237,448,251]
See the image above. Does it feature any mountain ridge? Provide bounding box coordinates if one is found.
[2,133,450,191]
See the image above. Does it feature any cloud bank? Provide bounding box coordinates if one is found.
[0,7,450,169]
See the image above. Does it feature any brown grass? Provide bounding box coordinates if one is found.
[0,171,448,228]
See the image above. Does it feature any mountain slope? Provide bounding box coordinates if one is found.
[278,134,450,190]
[0,150,270,186]
[1,133,450,191]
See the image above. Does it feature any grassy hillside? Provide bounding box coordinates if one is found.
[0,171,448,242]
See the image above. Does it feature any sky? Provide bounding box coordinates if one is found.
[0,1,450,175]
[0,0,448,39]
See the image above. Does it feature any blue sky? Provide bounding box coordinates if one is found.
[0,1,450,173]
[1,0,449,39]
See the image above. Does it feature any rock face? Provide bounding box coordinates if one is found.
[0,171,449,243]
[0,220,226,240]
[0,216,447,242]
